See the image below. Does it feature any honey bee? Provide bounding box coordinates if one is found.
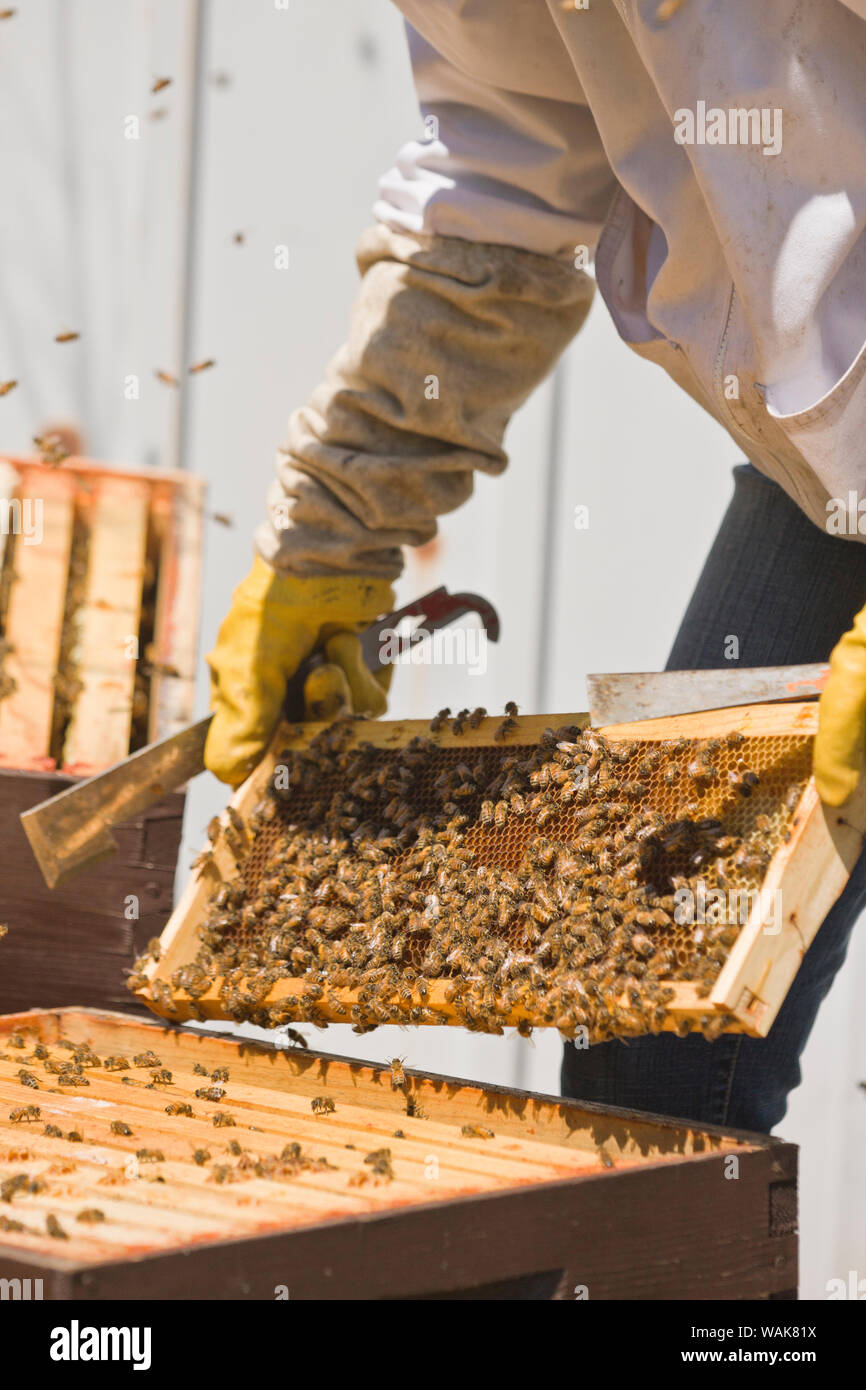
[461,1124,494,1139]
[364,1147,394,1179]
[468,707,486,728]
[110,1121,133,1136]
[389,1056,406,1090]
[33,432,70,466]
[43,1124,63,1138]
[133,1052,161,1068]
[150,980,177,1014]
[192,848,220,876]
[135,1149,165,1163]
[728,768,760,797]
[311,1096,336,1115]
[46,1213,68,1240]
[192,1148,211,1165]
[8,1106,40,1123]
[212,1112,236,1127]
[16,1070,38,1088]
[103,1055,129,1071]
[195,1085,225,1103]
[429,708,451,732]
[75,1209,106,1224]
[165,1102,194,1117]
[776,785,801,818]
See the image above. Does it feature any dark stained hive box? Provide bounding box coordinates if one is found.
[0,1009,797,1299]
[0,455,203,1014]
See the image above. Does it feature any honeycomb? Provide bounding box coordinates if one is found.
[146,718,813,1043]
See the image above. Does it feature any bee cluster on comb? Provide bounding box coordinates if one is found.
[135,709,813,1042]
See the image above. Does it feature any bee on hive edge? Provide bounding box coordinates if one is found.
[461,1124,495,1139]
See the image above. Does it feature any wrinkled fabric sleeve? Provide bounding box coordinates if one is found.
[256,16,613,579]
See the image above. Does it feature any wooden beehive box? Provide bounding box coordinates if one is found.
[0,455,204,1015]
[137,701,866,1041]
[0,1008,797,1299]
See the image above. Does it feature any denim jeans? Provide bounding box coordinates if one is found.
[561,464,866,1133]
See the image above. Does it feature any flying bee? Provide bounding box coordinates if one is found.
[0,380,18,396]
[151,75,172,93]
[189,358,216,374]
[154,368,179,387]
[33,432,70,466]
[192,848,220,876]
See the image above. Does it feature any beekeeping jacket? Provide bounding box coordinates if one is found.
[258,0,866,576]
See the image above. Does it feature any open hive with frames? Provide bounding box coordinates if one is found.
[135,701,866,1042]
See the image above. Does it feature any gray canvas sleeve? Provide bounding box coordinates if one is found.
[255,223,595,579]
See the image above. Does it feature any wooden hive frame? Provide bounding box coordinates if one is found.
[0,454,204,776]
[0,1008,797,1299]
[138,701,866,1040]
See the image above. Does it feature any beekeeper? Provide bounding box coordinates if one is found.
[205,0,866,1133]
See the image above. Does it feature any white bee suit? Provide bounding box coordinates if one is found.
[261,0,866,574]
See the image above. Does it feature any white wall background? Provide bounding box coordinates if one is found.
[1,0,862,1297]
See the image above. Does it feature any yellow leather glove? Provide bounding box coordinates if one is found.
[814,601,866,805]
[205,556,394,786]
